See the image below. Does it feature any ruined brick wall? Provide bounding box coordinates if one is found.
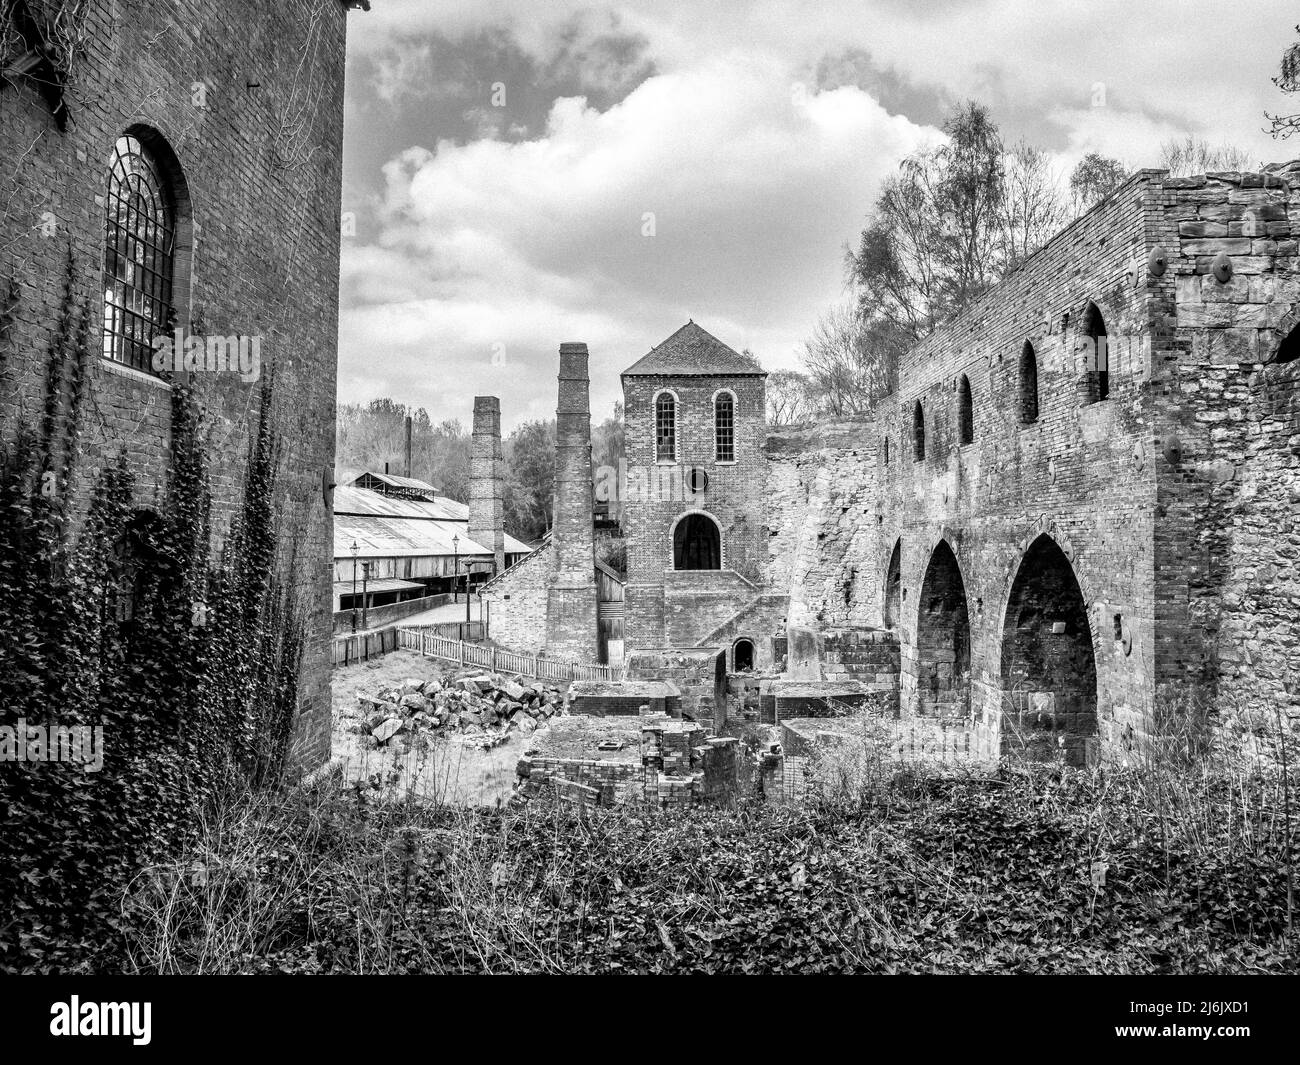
[849,172,1165,756]
[622,372,768,651]
[764,416,882,630]
[481,541,552,653]
[765,165,1300,762]
[0,0,351,767]
[624,647,726,727]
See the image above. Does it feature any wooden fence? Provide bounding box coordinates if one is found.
[398,628,624,683]
[331,628,401,666]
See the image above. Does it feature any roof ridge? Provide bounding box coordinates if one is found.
[621,321,766,377]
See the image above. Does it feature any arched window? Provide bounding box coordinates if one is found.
[957,375,974,445]
[912,401,925,461]
[1020,341,1039,424]
[1082,302,1109,403]
[714,391,735,462]
[102,133,178,374]
[673,512,721,570]
[655,391,676,462]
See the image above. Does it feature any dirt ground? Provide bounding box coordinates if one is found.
[331,650,540,807]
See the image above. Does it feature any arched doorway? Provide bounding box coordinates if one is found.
[883,539,901,629]
[915,541,970,719]
[1000,535,1098,766]
[673,512,721,570]
[733,638,755,672]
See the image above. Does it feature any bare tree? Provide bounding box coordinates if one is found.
[800,303,890,417]
[1159,136,1256,176]
[766,370,815,427]
[998,139,1069,269]
[1268,25,1300,139]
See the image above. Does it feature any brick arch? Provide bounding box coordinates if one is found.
[669,508,723,570]
[731,636,756,672]
[1076,299,1110,402]
[914,537,971,719]
[997,532,1099,766]
[995,522,1103,655]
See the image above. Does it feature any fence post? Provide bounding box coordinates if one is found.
[491,647,498,673]
[459,640,466,667]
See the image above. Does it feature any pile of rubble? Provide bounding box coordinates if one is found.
[354,671,564,750]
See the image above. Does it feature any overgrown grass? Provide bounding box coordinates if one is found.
[114,708,1299,974]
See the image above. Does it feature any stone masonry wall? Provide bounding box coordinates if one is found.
[0,0,352,768]
[764,416,883,631]
[1144,168,1300,729]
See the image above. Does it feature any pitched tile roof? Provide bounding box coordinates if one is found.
[621,321,766,377]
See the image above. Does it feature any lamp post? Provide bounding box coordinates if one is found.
[350,539,359,633]
[361,560,372,632]
[452,534,459,602]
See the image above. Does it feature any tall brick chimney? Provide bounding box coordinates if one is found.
[545,342,599,659]
[469,395,505,575]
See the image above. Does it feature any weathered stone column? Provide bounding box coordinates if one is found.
[469,396,505,574]
[546,342,599,659]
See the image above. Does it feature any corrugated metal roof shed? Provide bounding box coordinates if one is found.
[334,484,468,521]
[333,485,532,558]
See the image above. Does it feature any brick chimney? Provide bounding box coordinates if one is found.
[469,395,505,574]
[546,342,599,659]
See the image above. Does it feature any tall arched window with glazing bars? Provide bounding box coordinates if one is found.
[655,391,676,462]
[102,134,176,373]
[714,391,734,461]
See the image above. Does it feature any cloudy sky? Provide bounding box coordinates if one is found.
[338,0,1297,431]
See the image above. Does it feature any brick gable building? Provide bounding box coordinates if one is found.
[0,0,360,767]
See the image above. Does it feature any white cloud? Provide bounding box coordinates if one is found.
[340,52,933,427]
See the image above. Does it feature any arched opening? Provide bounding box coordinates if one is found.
[673,512,721,570]
[883,539,901,629]
[102,130,190,375]
[915,541,970,719]
[957,375,974,444]
[1019,341,1039,424]
[1082,302,1109,403]
[1271,323,1299,364]
[655,391,677,462]
[733,638,755,672]
[912,401,925,460]
[1000,535,1098,767]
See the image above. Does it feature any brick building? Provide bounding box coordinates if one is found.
[621,322,781,670]
[0,0,362,767]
